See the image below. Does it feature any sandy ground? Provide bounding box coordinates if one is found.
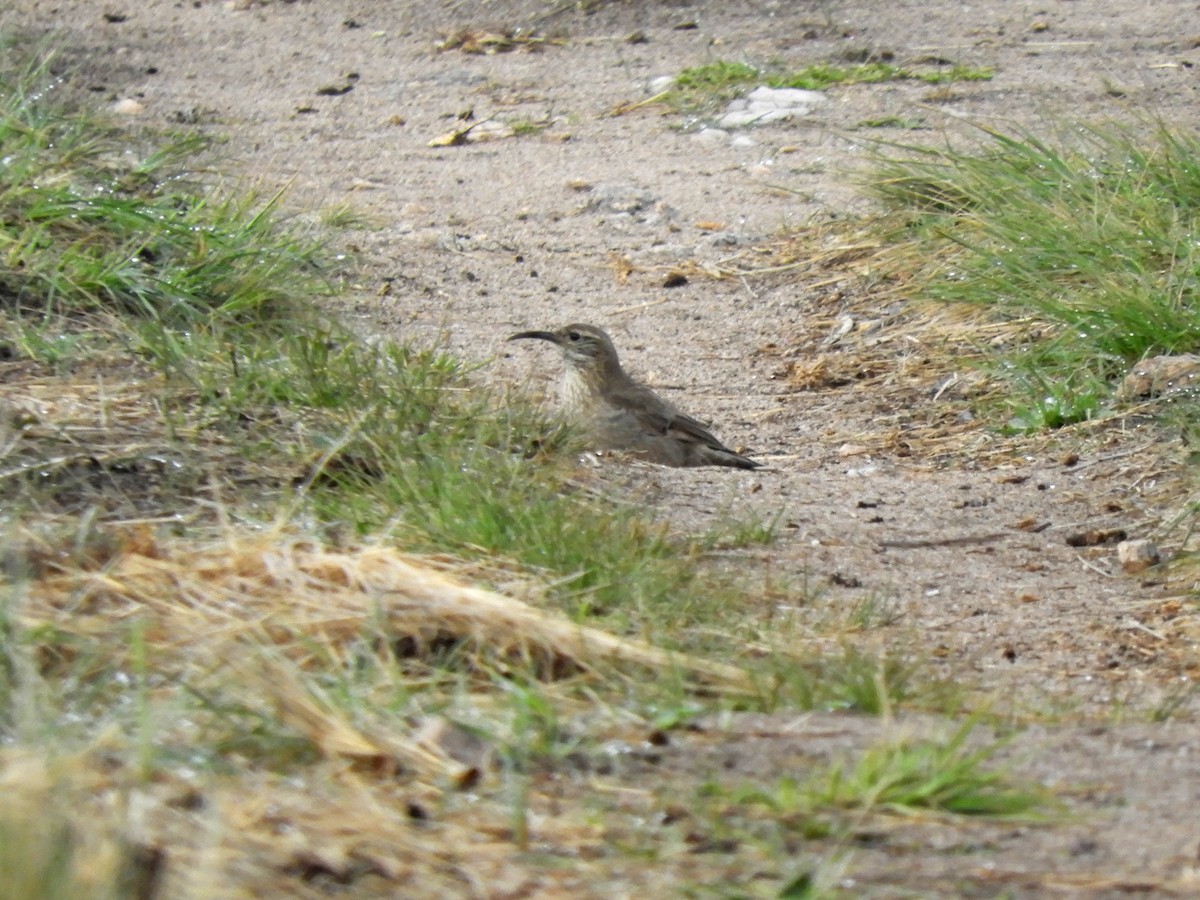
[4,0,1200,895]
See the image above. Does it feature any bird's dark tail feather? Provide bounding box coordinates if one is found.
[697,445,762,469]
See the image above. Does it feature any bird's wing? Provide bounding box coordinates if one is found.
[603,382,760,467]
[607,381,734,450]
[667,411,729,447]
[631,404,730,450]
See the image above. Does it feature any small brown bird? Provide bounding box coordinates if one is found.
[508,323,761,469]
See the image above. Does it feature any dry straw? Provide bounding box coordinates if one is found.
[2,530,758,894]
[15,528,753,716]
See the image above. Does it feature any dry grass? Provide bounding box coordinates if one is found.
[12,527,744,728]
[724,223,1200,699]
[14,525,754,701]
[4,56,1198,891]
[0,351,298,524]
[1,527,761,896]
[684,222,1197,470]
[0,730,635,898]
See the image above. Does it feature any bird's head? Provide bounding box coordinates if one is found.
[507,323,622,374]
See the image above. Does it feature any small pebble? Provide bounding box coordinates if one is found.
[1118,353,1200,400]
[112,98,145,115]
[1117,539,1161,574]
[692,127,729,144]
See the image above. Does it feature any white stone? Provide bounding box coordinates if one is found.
[648,75,676,94]
[749,104,797,122]
[717,85,825,128]
[730,135,757,148]
[718,109,774,128]
[1117,539,1161,573]
[112,98,145,115]
[746,85,827,107]
[715,110,752,128]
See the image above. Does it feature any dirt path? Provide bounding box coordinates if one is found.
[4,0,1199,894]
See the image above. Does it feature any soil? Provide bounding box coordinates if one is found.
[3,0,1200,895]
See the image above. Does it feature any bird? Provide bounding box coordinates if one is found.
[507,323,761,469]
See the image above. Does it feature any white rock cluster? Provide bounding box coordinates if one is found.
[717,86,826,128]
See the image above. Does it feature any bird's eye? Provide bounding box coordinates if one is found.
[567,331,581,342]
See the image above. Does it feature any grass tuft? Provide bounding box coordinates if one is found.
[773,61,992,91]
[669,60,760,110]
[866,120,1200,427]
[811,720,1049,818]
[703,720,1049,825]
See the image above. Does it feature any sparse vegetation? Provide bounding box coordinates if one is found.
[708,721,1046,824]
[810,721,1048,818]
[34,3,1200,886]
[775,61,993,91]
[667,59,992,112]
[680,721,1049,894]
[856,114,927,129]
[0,50,739,634]
[0,41,1038,898]
[508,116,551,136]
[866,121,1200,430]
[668,60,760,110]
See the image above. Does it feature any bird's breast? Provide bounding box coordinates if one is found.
[560,369,599,414]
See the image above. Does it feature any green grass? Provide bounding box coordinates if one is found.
[856,115,927,130]
[696,505,784,550]
[773,61,992,91]
[713,721,1047,823]
[810,720,1047,818]
[675,720,1051,895]
[866,121,1200,429]
[509,117,550,136]
[669,60,760,110]
[0,95,322,332]
[0,50,884,776]
[667,59,992,112]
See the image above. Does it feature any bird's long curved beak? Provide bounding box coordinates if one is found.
[507,330,560,344]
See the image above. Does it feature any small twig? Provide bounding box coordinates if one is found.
[1120,617,1165,641]
[879,532,1011,549]
[930,373,959,402]
[605,91,671,117]
[610,296,669,315]
[1075,554,1116,578]
[806,272,857,289]
[1071,440,1160,471]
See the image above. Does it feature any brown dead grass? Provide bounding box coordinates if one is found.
[15,525,753,685]
[0,351,296,523]
[0,528,761,896]
[0,731,630,898]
